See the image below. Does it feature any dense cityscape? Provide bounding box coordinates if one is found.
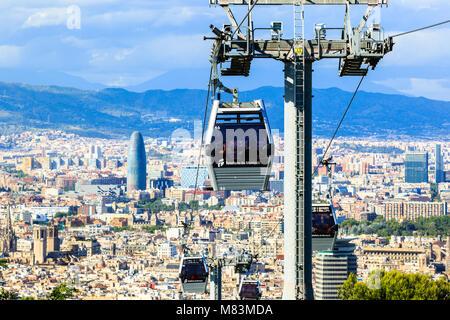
[0,129,448,300]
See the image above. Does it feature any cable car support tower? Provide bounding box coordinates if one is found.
[206,0,393,300]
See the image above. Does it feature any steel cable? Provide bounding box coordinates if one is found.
[390,20,450,38]
[313,74,366,178]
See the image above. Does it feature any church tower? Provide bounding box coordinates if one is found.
[33,226,47,264]
[0,206,17,255]
[46,225,60,253]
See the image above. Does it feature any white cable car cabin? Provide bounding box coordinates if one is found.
[178,254,209,293]
[312,201,339,252]
[238,278,262,300]
[205,99,274,191]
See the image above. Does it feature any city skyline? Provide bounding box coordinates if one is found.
[0,129,448,300]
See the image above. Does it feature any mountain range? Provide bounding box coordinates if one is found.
[0,81,448,140]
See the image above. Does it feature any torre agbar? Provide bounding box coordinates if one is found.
[127,131,147,191]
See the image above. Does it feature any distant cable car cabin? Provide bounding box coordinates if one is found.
[238,278,262,300]
[178,254,209,293]
[312,201,339,251]
[234,253,254,275]
[205,99,274,191]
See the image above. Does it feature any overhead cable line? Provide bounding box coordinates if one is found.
[192,65,213,208]
[312,19,450,178]
[252,213,283,258]
[180,65,213,256]
[390,20,450,38]
[313,74,366,179]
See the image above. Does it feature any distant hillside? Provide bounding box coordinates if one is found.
[0,69,105,91]
[0,82,448,140]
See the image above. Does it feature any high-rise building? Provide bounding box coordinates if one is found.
[181,166,208,189]
[22,156,34,173]
[88,144,102,159]
[313,239,357,300]
[435,144,445,183]
[88,144,95,157]
[96,146,102,159]
[127,131,147,191]
[360,161,370,175]
[405,152,428,183]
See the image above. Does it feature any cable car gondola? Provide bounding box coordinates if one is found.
[312,201,339,251]
[238,278,262,300]
[205,99,274,191]
[234,252,254,275]
[179,254,209,293]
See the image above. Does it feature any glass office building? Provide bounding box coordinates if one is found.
[405,152,428,183]
[181,166,208,189]
[436,145,445,183]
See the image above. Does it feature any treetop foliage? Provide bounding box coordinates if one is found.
[340,215,449,238]
[338,270,450,300]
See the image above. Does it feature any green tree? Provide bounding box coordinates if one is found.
[113,226,132,232]
[177,202,190,211]
[340,216,449,237]
[338,270,450,300]
[189,200,199,210]
[142,225,166,234]
[47,284,78,300]
[138,198,174,213]
[0,288,18,300]
[430,183,439,201]
[14,170,28,179]
[337,272,358,300]
[54,211,68,218]
[0,259,8,269]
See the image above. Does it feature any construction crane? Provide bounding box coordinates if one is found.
[205,0,393,300]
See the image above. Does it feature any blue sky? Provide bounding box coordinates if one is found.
[0,0,449,100]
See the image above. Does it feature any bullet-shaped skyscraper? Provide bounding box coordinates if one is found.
[127,131,147,191]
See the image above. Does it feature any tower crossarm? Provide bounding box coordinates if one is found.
[208,0,393,78]
[210,0,388,6]
[223,38,393,63]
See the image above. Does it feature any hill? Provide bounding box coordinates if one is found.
[0,82,448,140]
